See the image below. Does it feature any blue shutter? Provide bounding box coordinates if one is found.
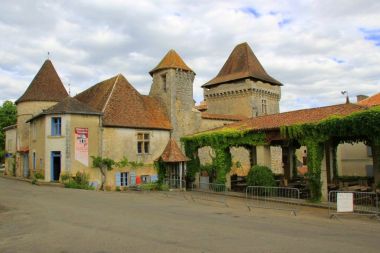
[151,175,158,182]
[51,118,54,135]
[115,172,121,187]
[130,171,136,186]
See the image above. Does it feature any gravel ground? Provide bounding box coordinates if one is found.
[0,177,379,253]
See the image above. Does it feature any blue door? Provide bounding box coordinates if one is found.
[50,151,61,181]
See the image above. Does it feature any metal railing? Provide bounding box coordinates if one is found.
[162,179,188,200]
[163,178,186,190]
[190,182,229,207]
[328,191,379,219]
[245,186,300,215]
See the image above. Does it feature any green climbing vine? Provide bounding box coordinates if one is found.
[304,140,324,202]
[280,105,380,201]
[181,128,267,184]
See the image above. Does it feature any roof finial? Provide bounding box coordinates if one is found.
[341,91,350,104]
[47,51,50,59]
[68,83,71,96]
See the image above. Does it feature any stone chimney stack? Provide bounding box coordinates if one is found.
[356,95,368,102]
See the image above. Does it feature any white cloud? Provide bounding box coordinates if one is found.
[0,0,379,112]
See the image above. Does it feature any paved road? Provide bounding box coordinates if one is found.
[0,177,379,253]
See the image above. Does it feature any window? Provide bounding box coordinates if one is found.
[261,99,267,115]
[141,175,151,184]
[137,133,150,154]
[120,172,128,186]
[32,152,36,170]
[161,74,167,91]
[51,117,61,136]
[32,122,37,140]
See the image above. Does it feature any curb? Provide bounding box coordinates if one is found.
[0,175,64,188]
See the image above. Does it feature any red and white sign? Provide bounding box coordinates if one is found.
[75,128,88,166]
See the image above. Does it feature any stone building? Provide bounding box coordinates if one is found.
[5,42,274,188]
[203,42,282,118]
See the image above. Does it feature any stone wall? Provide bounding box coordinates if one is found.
[204,79,281,117]
[149,69,198,142]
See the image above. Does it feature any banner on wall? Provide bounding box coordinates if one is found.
[75,128,88,166]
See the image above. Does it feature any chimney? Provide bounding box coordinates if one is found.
[356,95,368,102]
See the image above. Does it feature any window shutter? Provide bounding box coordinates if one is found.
[115,172,121,187]
[130,171,136,186]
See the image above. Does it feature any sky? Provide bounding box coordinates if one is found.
[0,0,379,112]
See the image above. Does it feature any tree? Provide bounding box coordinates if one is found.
[91,156,143,190]
[91,156,116,190]
[0,101,17,163]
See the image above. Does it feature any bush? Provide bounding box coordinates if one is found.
[139,182,159,191]
[115,186,121,191]
[34,172,44,180]
[159,183,169,191]
[246,165,276,187]
[62,171,93,190]
[64,180,94,190]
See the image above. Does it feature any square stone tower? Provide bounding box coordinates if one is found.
[149,50,198,142]
[202,42,282,118]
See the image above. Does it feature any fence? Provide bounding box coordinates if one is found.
[190,182,228,207]
[162,179,187,200]
[163,178,186,190]
[328,191,379,219]
[245,186,300,215]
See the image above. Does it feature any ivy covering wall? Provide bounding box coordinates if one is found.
[181,128,267,184]
[281,106,380,201]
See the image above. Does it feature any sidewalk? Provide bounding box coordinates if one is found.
[0,174,64,188]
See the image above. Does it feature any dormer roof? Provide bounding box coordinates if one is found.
[203,42,282,88]
[16,59,68,104]
[149,49,194,76]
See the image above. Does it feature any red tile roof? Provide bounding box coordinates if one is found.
[194,101,208,112]
[216,103,365,132]
[16,59,68,104]
[358,92,380,107]
[203,42,282,88]
[76,74,171,130]
[156,139,189,162]
[149,49,194,76]
[201,112,247,121]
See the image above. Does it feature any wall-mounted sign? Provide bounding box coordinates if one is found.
[75,128,88,166]
[337,192,354,213]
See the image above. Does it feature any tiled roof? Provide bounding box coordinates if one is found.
[201,112,247,121]
[214,103,365,132]
[358,92,380,107]
[156,139,189,162]
[27,97,102,122]
[203,42,282,88]
[149,49,194,76]
[16,59,68,104]
[194,101,208,111]
[76,74,171,130]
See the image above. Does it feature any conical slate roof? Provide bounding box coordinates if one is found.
[16,59,68,104]
[149,49,194,76]
[75,74,171,130]
[156,138,189,162]
[203,42,282,87]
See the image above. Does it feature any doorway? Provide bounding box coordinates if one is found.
[23,154,29,178]
[51,151,61,181]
